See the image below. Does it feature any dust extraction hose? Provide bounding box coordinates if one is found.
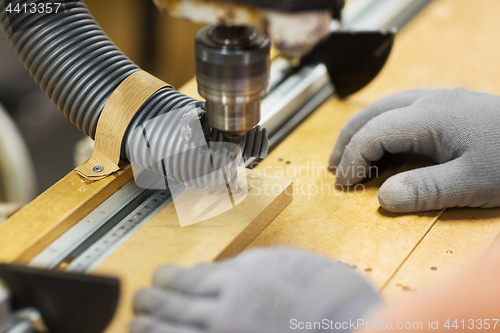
[0,0,267,188]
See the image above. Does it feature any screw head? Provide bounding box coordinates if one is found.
[93,165,104,173]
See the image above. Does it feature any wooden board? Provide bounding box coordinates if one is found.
[0,165,133,264]
[93,169,292,333]
[0,74,201,267]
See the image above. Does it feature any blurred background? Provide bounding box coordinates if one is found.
[0,0,206,197]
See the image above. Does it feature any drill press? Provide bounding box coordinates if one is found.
[195,24,270,142]
[155,0,346,147]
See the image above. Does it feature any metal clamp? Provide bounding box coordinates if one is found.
[75,71,171,181]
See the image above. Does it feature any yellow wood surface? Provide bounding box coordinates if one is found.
[246,0,500,298]
[382,208,500,298]
[95,170,293,333]
[0,165,133,264]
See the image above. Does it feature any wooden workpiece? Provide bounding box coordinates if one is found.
[95,170,292,333]
[0,165,133,264]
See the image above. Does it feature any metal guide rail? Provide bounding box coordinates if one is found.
[29,0,432,273]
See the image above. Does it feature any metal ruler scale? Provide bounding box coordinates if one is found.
[30,182,175,273]
[67,189,172,273]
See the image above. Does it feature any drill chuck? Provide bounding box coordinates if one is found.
[195,25,271,138]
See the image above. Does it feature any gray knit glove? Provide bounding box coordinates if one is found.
[330,88,500,213]
[131,247,380,333]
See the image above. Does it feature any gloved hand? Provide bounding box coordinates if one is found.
[330,88,500,213]
[131,247,380,333]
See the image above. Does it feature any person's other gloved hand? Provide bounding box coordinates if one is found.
[131,247,380,333]
[330,88,500,213]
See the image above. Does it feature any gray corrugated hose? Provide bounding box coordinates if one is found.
[0,0,268,188]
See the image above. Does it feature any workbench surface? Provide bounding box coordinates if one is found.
[249,0,500,299]
[1,0,500,332]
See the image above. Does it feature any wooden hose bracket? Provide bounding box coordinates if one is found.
[76,71,171,181]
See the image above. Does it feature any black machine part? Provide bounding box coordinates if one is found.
[220,0,344,16]
[0,264,119,333]
[301,29,397,98]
